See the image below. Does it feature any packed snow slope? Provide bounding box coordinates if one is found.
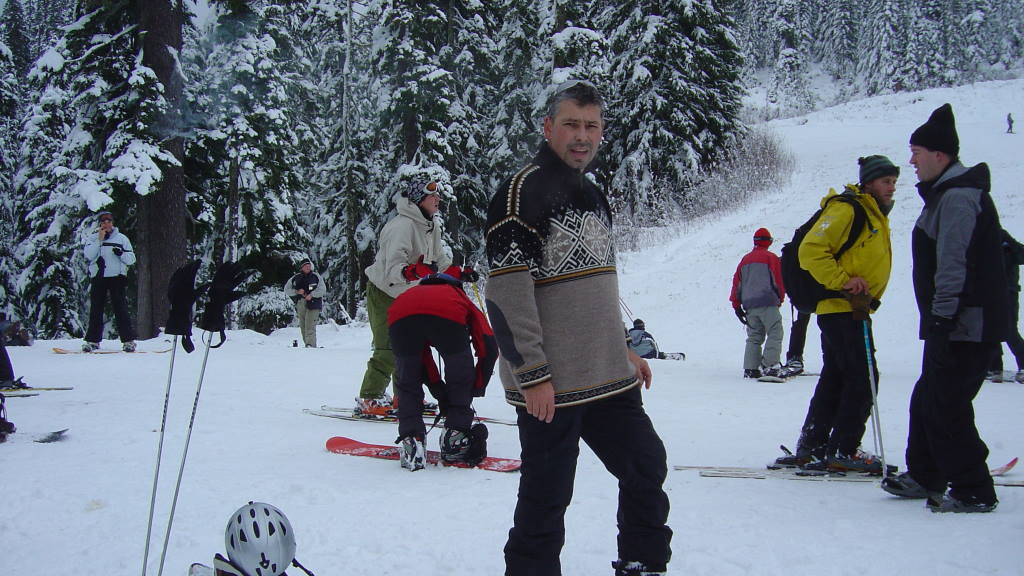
[5,79,1023,576]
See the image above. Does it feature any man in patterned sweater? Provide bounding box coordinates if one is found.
[485,80,672,576]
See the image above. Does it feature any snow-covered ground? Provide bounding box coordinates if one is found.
[5,79,1023,576]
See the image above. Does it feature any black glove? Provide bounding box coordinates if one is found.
[165,260,207,353]
[112,246,123,257]
[199,261,252,347]
[460,266,480,283]
[734,307,747,325]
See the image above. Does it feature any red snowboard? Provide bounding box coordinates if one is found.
[325,436,521,473]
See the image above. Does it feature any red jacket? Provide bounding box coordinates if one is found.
[388,280,497,391]
[730,246,785,310]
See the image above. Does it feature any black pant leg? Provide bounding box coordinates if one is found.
[908,340,996,499]
[0,339,13,380]
[504,405,584,576]
[797,315,844,454]
[85,277,109,343]
[1004,295,1024,370]
[108,275,136,342]
[827,316,878,456]
[389,317,430,439]
[787,311,810,360]
[581,386,672,569]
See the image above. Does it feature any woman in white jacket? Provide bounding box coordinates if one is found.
[356,179,451,416]
[82,210,137,352]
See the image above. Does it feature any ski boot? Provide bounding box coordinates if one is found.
[758,363,787,382]
[986,370,1003,383]
[881,472,931,499]
[827,449,884,474]
[398,434,425,471]
[82,341,100,353]
[353,394,395,418]
[927,492,998,513]
[743,368,762,379]
[782,356,804,377]
[440,423,488,467]
[122,340,136,353]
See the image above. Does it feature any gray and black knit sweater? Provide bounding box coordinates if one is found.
[484,144,637,407]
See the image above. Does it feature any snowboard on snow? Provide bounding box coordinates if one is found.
[52,347,171,354]
[326,436,521,472]
[1,428,69,444]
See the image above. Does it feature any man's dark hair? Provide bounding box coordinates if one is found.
[545,80,604,119]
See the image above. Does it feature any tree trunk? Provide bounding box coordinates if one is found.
[136,0,186,339]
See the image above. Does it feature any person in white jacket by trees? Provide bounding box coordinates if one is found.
[82,210,137,352]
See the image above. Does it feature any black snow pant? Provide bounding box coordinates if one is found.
[0,338,13,381]
[85,275,136,343]
[787,310,811,362]
[796,312,878,458]
[503,385,672,576]
[389,315,475,440]
[907,339,996,502]
[989,293,1024,371]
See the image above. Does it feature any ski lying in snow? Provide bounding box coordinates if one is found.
[34,429,68,443]
[51,347,171,354]
[674,457,1021,486]
[0,385,73,392]
[314,405,517,427]
[326,436,521,472]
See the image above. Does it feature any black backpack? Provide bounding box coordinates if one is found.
[780,194,868,314]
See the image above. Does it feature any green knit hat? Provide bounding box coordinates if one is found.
[858,155,899,185]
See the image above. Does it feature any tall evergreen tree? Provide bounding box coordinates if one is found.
[603,0,744,223]
[15,1,172,338]
[1,0,31,78]
[767,0,813,113]
[183,0,310,330]
[0,42,21,321]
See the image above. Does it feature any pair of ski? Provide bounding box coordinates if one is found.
[676,456,1021,486]
[51,346,171,354]
[304,404,517,427]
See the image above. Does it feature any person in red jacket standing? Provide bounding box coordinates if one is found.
[730,228,786,380]
[387,266,498,471]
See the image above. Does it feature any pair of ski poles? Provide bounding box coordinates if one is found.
[141,333,216,576]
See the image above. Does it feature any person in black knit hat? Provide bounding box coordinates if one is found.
[882,103,1007,513]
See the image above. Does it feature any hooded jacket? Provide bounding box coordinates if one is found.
[84,227,135,278]
[912,161,1007,342]
[800,185,892,315]
[730,245,784,310]
[364,196,451,299]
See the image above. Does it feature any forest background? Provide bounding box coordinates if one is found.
[0,0,1021,340]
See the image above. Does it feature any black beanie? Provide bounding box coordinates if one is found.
[858,155,899,185]
[910,103,959,158]
[633,318,645,330]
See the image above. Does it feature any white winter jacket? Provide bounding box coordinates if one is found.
[364,195,451,299]
[84,227,136,278]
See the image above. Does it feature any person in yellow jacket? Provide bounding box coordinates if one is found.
[775,155,897,473]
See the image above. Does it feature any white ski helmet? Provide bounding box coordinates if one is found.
[225,502,296,576]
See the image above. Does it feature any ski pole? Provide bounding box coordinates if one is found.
[862,319,887,477]
[618,298,634,322]
[156,332,214,576]
[471,282,486,316]
[142,336,179,576]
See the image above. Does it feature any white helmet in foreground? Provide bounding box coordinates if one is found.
[225,502,296,576]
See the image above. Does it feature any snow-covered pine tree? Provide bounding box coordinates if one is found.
[810,0,858,81]
[1,0,31,79]
[487,0,547,193]
[183,0,311,332]
[602,0,744,225]
[439,0,498,265]
[0,41,21,321]
[859,0,907,95]
[15,1,173,338]
[24,0,72,62]
[367,1,460,259]
[766,0,814,114]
